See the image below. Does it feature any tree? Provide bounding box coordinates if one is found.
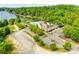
[63,41,72,51]
[63,25,79,42]
[3,27,10,36]
[33,35,39,42]
[3,19,8,26]
[9,18,15,25]
[0,37,4,42]
[29,25,44,36]
[0,41,14,54]
[3,43,14,54]
[16,23,25,29]
[0,21,3,27]
[63,25,73,37]
[70,28,79,42]
[0,28,4,37]
[15,18,21,23]
[72,19,79,27]
[49,43,58,51]
[37,40,45,46]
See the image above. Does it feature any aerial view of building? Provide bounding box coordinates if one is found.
[0,4,79,54]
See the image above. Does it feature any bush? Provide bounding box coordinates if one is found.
[0,26,10,37]
[16,23,25,29]
[63,25,79,42]
[3,26,10,36]
[0,37,4,42]
[0,41,14,54]
[3,43,14,54]
[15,18,21,23]
[37,40,45,46]
[33,35,39,42]
[33,35,45,46]
[9,18,15,25]
[0,28,4,37]
[63,41,72,51]
[0,21,3,27]
[49,43,58,51]
[2,19,8,26]
[63,25,73,37]
[29,25,44,36]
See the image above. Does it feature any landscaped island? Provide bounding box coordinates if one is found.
[0,5,79,54]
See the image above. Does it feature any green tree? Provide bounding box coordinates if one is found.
[0,28,4,37]
[63,41,72,51]
[3,43,14,54]
[63,25,73,37]
[3,19,8,26]
[70,28,79,42]
[33,35,39,42]
[0,21,3,27]
[15,18,21,23]
[73,19,79,27]
[16,23,25,29]
[4,26,10,35]
[49,43,58,51]
[0,41,14,54]
[9,18,15,25]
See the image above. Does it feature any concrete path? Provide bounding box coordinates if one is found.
[10,27,79,54]
[10,29,52,54]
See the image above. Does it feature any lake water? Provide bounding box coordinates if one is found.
[0,11,17,20]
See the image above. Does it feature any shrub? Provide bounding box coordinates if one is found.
[37,40,45,46]
[29,25,44,36]
[33,35,39,42]
[49,43,58,51]
[15,18,21,23]
[16,23,25,29]
[63,25,73,38]
[63,41,72,51]
[33,35,45,46]
[63,25,79,42]
[3,43,14,54]
[2,19,8,26]
[0,41,14,54]
[3,26,10,36]
[9,18,15,25]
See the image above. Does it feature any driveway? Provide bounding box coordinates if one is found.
[10,28,53,54]
[40,28,79,53]
[10,30,35,54]
[40,28,64,48]
[10,27,79,54]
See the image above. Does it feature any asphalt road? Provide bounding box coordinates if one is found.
[41,28,64,48]
[10,27,79,54]
[11,30,35,54]
[41,28,79,53]
[51,28,79,53]
[10,29,52,54]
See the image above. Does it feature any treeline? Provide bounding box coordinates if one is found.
[7,5,79,42]
[8,5,79,25]
[0,18,21,54]
[0,18,21,36]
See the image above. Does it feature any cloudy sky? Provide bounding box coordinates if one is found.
[0,0,79,7]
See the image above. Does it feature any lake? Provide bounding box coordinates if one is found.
[0,11,17,20]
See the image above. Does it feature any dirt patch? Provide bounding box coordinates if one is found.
[59,35,68,40]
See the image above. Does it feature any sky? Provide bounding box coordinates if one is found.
[0,0,79,7]
[0,4,53,8]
